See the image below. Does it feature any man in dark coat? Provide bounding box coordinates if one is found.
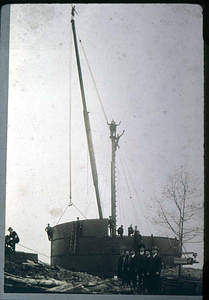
[108,216,115,236]
[129,250,137,289]
[122,250,130,286]
[117,225,124,237]
[6,227,20,251]
[136,245,146,292]
[147,245,162,294]
[144,249,151,293]
[128,224,134,237]
[76,217,82,236]
[118,250,125,279]
[45,223,53,241]
[134,226,142,248]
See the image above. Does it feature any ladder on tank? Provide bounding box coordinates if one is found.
[69,222,77,254]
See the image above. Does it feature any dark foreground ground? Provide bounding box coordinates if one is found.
[4,260,202,295]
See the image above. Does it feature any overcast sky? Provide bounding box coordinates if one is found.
[6,4,203,267]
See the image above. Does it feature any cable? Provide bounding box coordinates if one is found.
[69,20,73,205]
[77,33,109,125]
[56,204,69,225]
[18,244,50,259]
[116,166,126,231]
[118,150,140,228]
[120,148,152,235]
[72,202,88,220]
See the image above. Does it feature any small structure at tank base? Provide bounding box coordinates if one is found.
[5,250,38,263]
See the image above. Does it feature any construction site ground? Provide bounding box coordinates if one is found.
[4,259,202,295]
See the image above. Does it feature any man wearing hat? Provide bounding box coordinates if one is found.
[6,227,20,251]
[144,249,151,293]
[147,245,162,294]
[136,245,146,292]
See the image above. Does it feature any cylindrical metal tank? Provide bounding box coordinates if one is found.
[51,219,179,278]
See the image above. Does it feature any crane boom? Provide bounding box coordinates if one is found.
[71,8,103,219]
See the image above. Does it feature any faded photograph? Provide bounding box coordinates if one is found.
[4,3,203,296]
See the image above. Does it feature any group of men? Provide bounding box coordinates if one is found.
[118,224,141,238]
[118,245,162,294]
[5,227,20,253]
[108,218,141,239]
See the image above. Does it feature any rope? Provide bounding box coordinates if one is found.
[120,148,152,235]
[18,244,50,258]
[99,140,110,210]
[118,150,140,228]
[77,33,109,124]
[72,202,88,220]
[116,166,126,231]
[69,23,73,205]
[56,204,69,225]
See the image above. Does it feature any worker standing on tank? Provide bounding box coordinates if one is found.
[6,227,20,251]
[108,216,115,236]
[128,224,134,237]
[76,217,82,236]
[45,223,53,241]
[134,226,142,248]
[147,245,162,294]
[117,225,124,237]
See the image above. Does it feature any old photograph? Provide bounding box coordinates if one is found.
[2,3,203,297]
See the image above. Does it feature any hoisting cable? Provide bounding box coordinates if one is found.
[77,32,109,124]
[100,152,110,210]
[117,165,127,231]
[18,244,50,258]
[119,148,152,235]
[99,140,111,207]
[56,204,69,225]
[69,21,73,207]
[73,202,88,220]
[117,150,140,227]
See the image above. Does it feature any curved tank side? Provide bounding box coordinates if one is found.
[51,220,179,278]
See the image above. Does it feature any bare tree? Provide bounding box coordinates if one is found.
[152,168,203,277]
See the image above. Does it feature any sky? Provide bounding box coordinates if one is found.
[5,3,204,267]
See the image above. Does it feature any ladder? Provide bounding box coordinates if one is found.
[69,222,77,254]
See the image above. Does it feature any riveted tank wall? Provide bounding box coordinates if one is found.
[52,219,109,240]
[51,220,179,277]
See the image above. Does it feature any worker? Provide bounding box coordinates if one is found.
[45,223,53,241]
[134,226,142,249]
[147,245,162,294]
[107,120,121,138]
[76,217,82,236]
[115,131,125,149]
[6,227,20,251]
[117,225,124,237]
[128,224,134,237]
[108,216,115,236]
